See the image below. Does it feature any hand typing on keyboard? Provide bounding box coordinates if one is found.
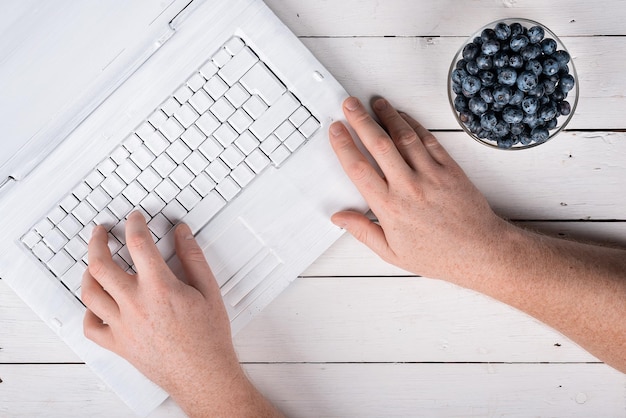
[81,211,283,417]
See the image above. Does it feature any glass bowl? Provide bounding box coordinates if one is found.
[448,18,578,150]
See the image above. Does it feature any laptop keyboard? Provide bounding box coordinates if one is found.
[20,36,320,300]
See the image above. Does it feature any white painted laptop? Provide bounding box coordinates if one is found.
[0,0,367,415]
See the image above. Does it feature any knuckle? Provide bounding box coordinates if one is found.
[371,135,395,155]
[395,129,419,147]
[125,230,151,251]
[347,159,372,183]
[88,257,108,279]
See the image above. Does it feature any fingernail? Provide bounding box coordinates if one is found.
[331,218,347,229]
[373,98,388,111]
[329,122,344,136]
[344,97,359,111]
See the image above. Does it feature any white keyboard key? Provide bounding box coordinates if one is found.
[72,201,97,225]
[196,112,221,136]
[32,241,54,262]
[59,194,80,213]
[152,153,177,178]
[299,116,321,138]
[210,97,235,122]
[241,62,286,105]
[109,195,133,219]
[65,236,88,260]
[224,37,245,55]
[61,261,86,292]
[259,134,281,155]
[137,167,162,192]
[160,117,184,141]
[72,182,91,200]
[101,173,125,197]
[97,158,117,177]
[243,95,268,119]
[206,159,230,182]
[93,208,118,230]
[177,186,202,211]
[220,146,245,169]
[166,139,192,164]
[154,178,180,203]
[188,88,214,114]
[84,170,104,189]
[214,123,238,147]
[249,93,299,140]
[184,190,226,233]
[235,131,260,155]
[275,120,296,141]
[112,253,130,271]
[216,176,241,201]
[43,228,68,253]
[123,181,148,206]
[110,146,130,165]
[225,83,250,108]
[289,106,311,127]
[173,85,193,103]
[148,213,173,239]
[212,48,232,68]
[135,121,156,141]
[245,149,271,174]
[199,136,224,161]
[170,165,194,189]
[162,199,187,224]
[181,125,206,149]
[140,193,166,217]
[107,235,122,255]
[57,214,83,238]
[186,72,206,92]
[269,144,291,166]
[161,97,181,116]
[22,230,41,249]
[78,222,96,243]
[117,245,133,266]
[228,108,253,133]
[204,76,229,99]
[218,46,258,85]
[111,220,127,245]
[48,250,74,277]
[130,145,156,170]
[144,131,170,156]
[148,109,168,129]
[174,103,199,128]
[284,130,306,152]
[123,133,142,153]
[184,151,209,175]
[87,187,112,212]
[190,172,216,197]
[231,163,255,187]
[34,218,54,236]
[199,60,219,79]
[116,159,141,184]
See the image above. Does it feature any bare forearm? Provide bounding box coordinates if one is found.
[457,223,626,372]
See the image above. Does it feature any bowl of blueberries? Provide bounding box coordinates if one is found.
[448,18,578,149]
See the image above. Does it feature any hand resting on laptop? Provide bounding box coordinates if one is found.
[82,96,625,417]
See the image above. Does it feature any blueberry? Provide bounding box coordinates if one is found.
[516,71,538,92]
[497,137,517,149]
[559,74,575,93]
[540,95,551,105]
[452,82,463,94]
[462,75,482,96]
[494,22,512,40]
[466,60,479,75]
[542,57,560,76]
[527,25,545,43]
[476,54,493,70]
[521,43,542,60]
[478,70,496,87]
[452,68,468,84]
[481,39,500,56]
[510,22,524,36]
[469,97,489,115]
[509,54,524,68]
[502,106,524,123]
[528,83,545,98]
[558,100,572,116]
[541,38,558,55]
[497,67,518,86]
[481,28,497,42]
[480,88,494,103]
[542,79,557,95]
[519,133,533,145]
[493,51,509,68]
[480,111,498,131]
[531,126,549,143]
[492,84,512,105]
[509,89,525,106]
[551,89,566,101]
[510,34,529,52]
[462,43,480,60]
[510,123,525,135]
[467,118,482,134]
[546,117,558,129]
[492,120,510,137]
[473,36,483,45]
[553,50,571,67]
[538,103,558,121]
[454,95,469,112]
[525,59,543,76]
[459,110,474,123]
[522,96,539,114]
[456,58,468,70]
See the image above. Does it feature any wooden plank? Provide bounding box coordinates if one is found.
[266,0,626,37]
[299,36,626,130]
[0,363,623,417]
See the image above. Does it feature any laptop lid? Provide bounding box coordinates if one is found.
[0,0,191,190]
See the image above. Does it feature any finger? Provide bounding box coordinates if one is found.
[342,97,413,180]
[399,112,455,167]
[124,211,169,278]
[174,223,219,298]
[81,269,120,324]
[371,98,434,171]
[331,210,393,261]
[88,225,131,298]
[329,121,388,201]
[83,309,116,351]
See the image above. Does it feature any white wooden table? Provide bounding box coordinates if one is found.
[2,0,626,416]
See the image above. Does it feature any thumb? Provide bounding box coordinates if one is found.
[331,210,392,259]
[174,223,219,298]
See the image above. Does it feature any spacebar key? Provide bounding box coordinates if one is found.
[184,190,226,234]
